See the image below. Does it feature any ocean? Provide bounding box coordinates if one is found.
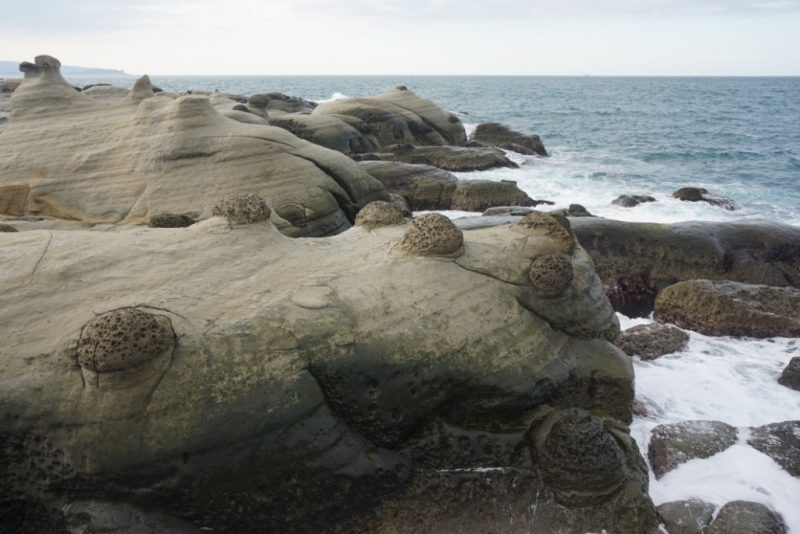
[63,74,800,532]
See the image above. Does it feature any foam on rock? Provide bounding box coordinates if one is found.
[212,194,271,226]
[78,309,175,373]
[395,213,463,257]
[354,201,405,228]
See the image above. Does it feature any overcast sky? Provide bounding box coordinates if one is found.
[3,0,800,75]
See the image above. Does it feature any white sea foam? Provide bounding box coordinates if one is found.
[317,91,350,103]
[622,314,800,532]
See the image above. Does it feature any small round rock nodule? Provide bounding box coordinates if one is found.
[513,211,575,254]
[395,213,463,257]
[78,309,175,373]
[354,201,406,228]
[529,254,574,298]
[212,194,271,225]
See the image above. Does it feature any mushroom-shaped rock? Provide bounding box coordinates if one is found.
[395,213,463,257]
[354,201,405,228]
[528,254,574,298]
[615,323,689,360]
[212,194,271,226]
[78,309,175,373]
[512,211,575,255]
[148,214,197,228]
[648,420,737,479]
[529,407,628,507]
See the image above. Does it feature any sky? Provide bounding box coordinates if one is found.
[2,0,800,75]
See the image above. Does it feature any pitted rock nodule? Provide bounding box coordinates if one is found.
[354,201,405,228]
[78,309,175,373]
[212,194,271,226]
[396,213,463,257]
[529,254,574,298]
[148,214,197,228]
[513,211,575,254]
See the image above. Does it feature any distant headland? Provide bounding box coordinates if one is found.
[0,60,132,77]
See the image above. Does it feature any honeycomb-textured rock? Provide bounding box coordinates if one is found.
[528,254,574,298]
[354,201,405,228]
[513,211,575,254]
[395,213,463,257]
[148,214,197,228]
[212,194,271,225]
[78,309,175,373]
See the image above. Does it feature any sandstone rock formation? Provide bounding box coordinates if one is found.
[0,55,388,237]
[549,203,595,218]
[269,113,376,156]
[570,218,800,317]
[0,207,649,532]
[615,323,689,360]
[468,122,547,156]
[654,280,800,338]
[377,143,519,172]
[312,87,467,149]
[353,200,406,228]
[648,420,738,478]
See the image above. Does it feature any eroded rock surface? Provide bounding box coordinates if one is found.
[708,501,787,534]
[615,323,689,360]
[657,499,715,534]
[747,421,800,478]
[648,420,738,478]
[468,122,547,156]
[354,201,406,228]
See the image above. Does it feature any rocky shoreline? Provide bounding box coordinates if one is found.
[1,56,798,534]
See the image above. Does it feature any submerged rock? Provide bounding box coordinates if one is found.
[615,323,689,360]
[570,218,800,317]
[748,421,800,478]
[708,501,787,534]
[778,357,800,391]
[654,280,800,338]
[648,420,738,478]
[673,187,741,211]
[469,122,547,156]
[612,194,656,208]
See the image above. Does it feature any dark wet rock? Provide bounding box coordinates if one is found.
[570,218,800,317]
[358,160,458,210]
[657,499,716,534]
[148,214,196,228]
[63,500,201,534]
[248,92,317,113]
[383,143,519,172]
[395,213,463,257]
[708,501,787,534]
[612,194,656,208]
[747,421,800,478]
[648,420,738,478]
[778,357,800,391]
[654,280,800,338]
[0,223,19,232]
[269,113,376,155]
[450,179,536,212]
[469,122,547,156]
[549,204,595,218]
[673,187,741,211]
[615,323,689,360]
[354,200,406,228]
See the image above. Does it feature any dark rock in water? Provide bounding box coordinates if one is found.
[615,323,689,360]
[550,204,595,218]
[657,499,716,534]
[569,218,800,317]
[358,160,458,211]
[469,122,547,156]
[778,357,800,391]
[62,500,201,534]
[148,214,197,228]
[612,194,656,208]
[383,143,519,172]
[648,420,737,478]
[450,179,536,212]
[708,501,788,534]
[654,280,800,338]
[0,223,19,232]
[673,187,741,211]
[748,421,800,478]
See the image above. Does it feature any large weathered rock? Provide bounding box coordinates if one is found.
[450,180,536,211]
[778,357,800,391]
[570,218,800,317]
[0,214,632,532]
[654,280,800,338]
[747,421,800,478]
[657,499,716,534]
[312,87,467,149]
[0,55,389,237]
[707,501,787,534]
[358,161,458,210]
[615,323,689,360]
[381,143,518,172]
[673,187,741,211]
[648,420,738,478]
[468,122,547,156]
[248,91,316,114]
[269,113,376,155]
